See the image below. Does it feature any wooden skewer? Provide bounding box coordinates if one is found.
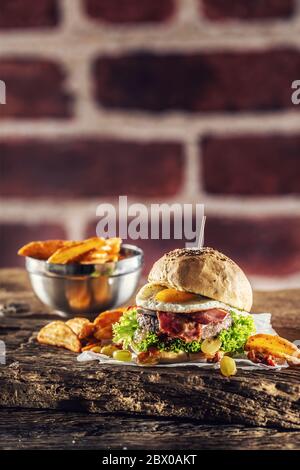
[197,215,206,249]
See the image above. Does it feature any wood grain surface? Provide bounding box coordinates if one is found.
[1,409,300,450]
[0,269,299,450]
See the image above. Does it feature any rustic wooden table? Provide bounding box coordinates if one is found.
[0,269,299,450]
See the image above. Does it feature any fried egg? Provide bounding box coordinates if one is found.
[136,283,246,315]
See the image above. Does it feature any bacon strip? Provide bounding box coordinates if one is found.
[157,309,229,342]
[200,309,229,324]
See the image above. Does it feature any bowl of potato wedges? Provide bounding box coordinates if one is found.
[18,237,143,316]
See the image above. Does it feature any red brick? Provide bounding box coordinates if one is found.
[205,217,300,276]
[93,50,300,112]
[0,223,66,268]
[84,0,175,24]
[0,0,59,29]
[0,59,72,118]
[0,139,183,198]
[202,135,300,195]
[201,0,295,20]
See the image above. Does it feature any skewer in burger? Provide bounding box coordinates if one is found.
[113,248,256,365]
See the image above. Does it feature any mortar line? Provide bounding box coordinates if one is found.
[1,27,300,57]
[1,197,300,221]
[1,112,300,140]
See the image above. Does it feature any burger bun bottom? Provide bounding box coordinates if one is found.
[155,350,207,364]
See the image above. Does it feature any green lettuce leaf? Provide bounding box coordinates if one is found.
[218,312,255,353]
[137,334,202,354]
[112,307,138,349]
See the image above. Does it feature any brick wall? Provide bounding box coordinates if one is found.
[1,0,300,290]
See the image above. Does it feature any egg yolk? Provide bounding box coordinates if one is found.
[155,288,198,303]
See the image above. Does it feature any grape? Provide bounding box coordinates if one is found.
[201,338,222,355]
[113,349,132,362]
[100,344,119,357]
[220,356,237,377]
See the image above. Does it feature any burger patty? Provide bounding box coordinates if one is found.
[137,308,159,334]
[136,308,232,342]
[198,313,232,339]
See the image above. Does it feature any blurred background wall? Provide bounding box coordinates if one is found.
[1,0,300,290]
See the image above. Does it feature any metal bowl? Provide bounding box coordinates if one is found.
[25,244,143,317]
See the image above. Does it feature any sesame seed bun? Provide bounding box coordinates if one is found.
[148,247,253,312]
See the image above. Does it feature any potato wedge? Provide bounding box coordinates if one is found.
[18,240,68,260]
[80,251,110,264]
[92,309,124,340]
[79,237,121,264]
[48,237,106,264]
[81,342,102,352]
[245,334,300,361]
[93,309,124,329]
[94,325,113,340]
[80,253,118,264]
[78,321,96,340]
[105,237,122,254]
[37,321,81,353]
[66,317,90,337]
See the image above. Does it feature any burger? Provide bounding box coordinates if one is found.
[113,248,256,365]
